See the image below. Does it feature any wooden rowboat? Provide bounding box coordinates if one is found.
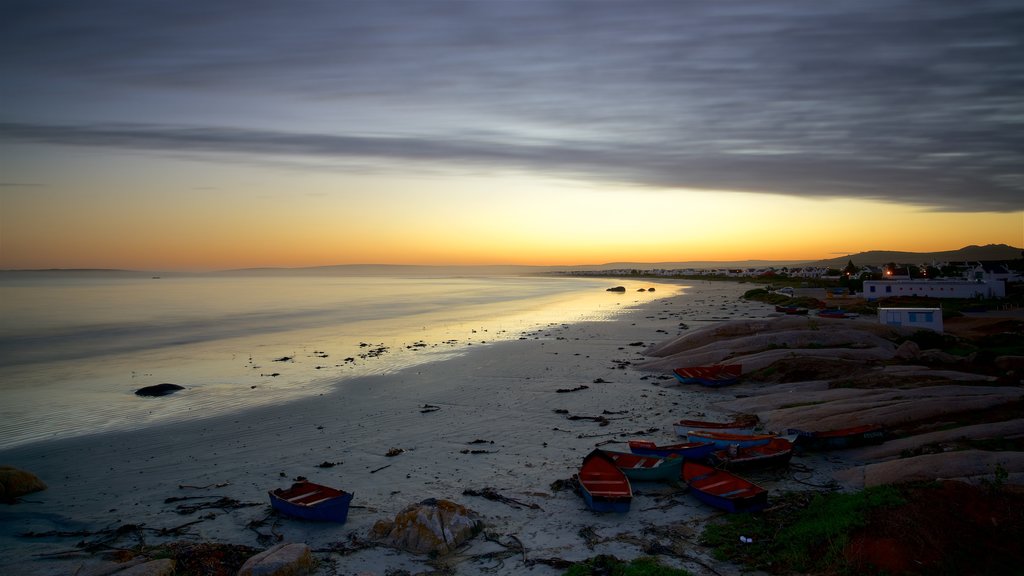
[627,439,716,460]
[682,461,767,513]
[268,480,354,522]
[672,416,758,437]
[672,364,742,387]
[787,425,885,451]
[685,430,776,450]
[706,438,794,471]
[599,449,683,482]
[577,450,632,513]
[775,305,809,315]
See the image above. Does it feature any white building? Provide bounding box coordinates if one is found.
[862,279,1005,300]
[878,307,943,333]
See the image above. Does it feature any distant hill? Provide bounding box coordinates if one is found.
[799,244,1024,268]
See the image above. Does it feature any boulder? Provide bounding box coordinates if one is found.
[0,466,47,500]
[606,286,626,292]
[894,340,920,360]
[371,498,483,556]
[134,383,185,397]
[237,542,313,576]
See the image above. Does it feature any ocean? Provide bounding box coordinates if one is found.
[0,272,677,449]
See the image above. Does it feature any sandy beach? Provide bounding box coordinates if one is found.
[2,280,789,575]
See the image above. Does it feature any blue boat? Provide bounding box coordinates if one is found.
[268,480,354,522]
[683,461,767,513]
[787,425,885,451]
[627,439,716,460]
[576,450,632,513]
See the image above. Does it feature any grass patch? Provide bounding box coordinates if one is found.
[699,486,904,574]
[563,555,692,576]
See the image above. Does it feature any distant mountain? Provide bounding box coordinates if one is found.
[799,244,1024,268]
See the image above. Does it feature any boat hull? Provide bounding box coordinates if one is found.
[600,450,683,482]
[627,440,716,460]
[578,450,632,513]
[672,364,742,387]
[685,430,775,450]
[673,417,757,437]
[706,438,794,471]
[787,425,885,451]
[269,481,354,522]
[683,461,767,513]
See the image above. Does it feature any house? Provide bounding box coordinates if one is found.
[878,307,943,333]
[862,279,1006,300]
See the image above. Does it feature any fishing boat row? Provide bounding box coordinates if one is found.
[575,448,772,514]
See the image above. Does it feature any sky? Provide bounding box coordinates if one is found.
[1,0,1022,271]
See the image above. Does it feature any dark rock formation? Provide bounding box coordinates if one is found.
[135,383,185,397]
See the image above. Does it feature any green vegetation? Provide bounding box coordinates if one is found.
[699,486,904,575]
[563,555,692,576]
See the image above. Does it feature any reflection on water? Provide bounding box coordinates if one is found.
[0,273,679,449]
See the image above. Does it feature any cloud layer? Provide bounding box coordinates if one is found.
[2,0,1022,211]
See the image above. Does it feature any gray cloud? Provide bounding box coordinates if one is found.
[1,0,1022,211]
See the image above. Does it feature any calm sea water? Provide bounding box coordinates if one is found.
[0,273,677,449]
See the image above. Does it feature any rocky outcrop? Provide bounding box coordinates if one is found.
[371,499,483,556]
[0,466,47,500]
[237,542,314,576]
[834,450,1024,488]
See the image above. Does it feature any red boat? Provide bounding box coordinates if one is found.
[706,438,794,471]
[576,450,632,513]
[683,461,767,513]
[672,364,742,387]
[673,415,758,436]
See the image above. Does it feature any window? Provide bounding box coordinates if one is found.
[869,285,876,293]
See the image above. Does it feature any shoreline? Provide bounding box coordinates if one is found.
[3,279,777,575]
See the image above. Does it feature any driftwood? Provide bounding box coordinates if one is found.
[463,487,542,510]
[556,385,589,393]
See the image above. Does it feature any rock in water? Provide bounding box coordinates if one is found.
[0,466,47,500]
[237,542,313,576]
[135,383,185,397]
[371,499,483,555]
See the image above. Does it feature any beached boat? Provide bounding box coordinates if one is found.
[787,425,885,451]
[683,461,767,513]
[627,439,716,460]
[672,364,742,387]
[706,438,794,471]
[672,416,758,437]
[577,450,632,513]
[599,449,683,482]
[268,480,354,522]
[817,309,859,319]
[685,430,776,450]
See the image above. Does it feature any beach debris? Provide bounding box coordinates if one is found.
[463,487,542,510]
[272,356,293,362]
[385,447,405,457]
[420,404,441,413]
[315,461,341,468]
[556,385,589,393]
[467,439,494,444]
[134,383,184,397]
[170,496,261,515]
[460,449,497,454]
[237,542,314,576]
[0,466,47,501]
[592,378,608,383]
[606,286,626,292]
[369,464,392,474]
[371,499,484,555]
